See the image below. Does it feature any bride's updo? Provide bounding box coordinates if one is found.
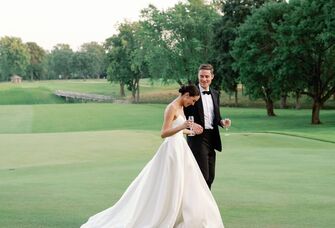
[178,84,200,96]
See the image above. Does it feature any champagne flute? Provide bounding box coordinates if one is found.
[223,118,231,136]
[188,116,195,136]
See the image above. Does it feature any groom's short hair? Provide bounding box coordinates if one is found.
[198,64,214,75]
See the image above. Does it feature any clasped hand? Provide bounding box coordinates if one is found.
[184,120,203,135]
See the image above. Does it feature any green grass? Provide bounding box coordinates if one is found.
[1,130,334,227]
[2,79,334,109]
[0,130,161,228]
[0,100,334,227]
[0,87,65,105]
[0,79,180,105]
[220,133,335,228]
[0,103,334,142]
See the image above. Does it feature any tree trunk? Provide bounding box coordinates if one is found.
[234,88,238,106]
[136,79,140,103]
[131,88,136,103]
[295,91,301,110]
[120,82,125,97]
[311,100,322,124]
[280,93,288,109]
[131,78,140,103]
[333,92,335,100]
[265,99,276,116]
[262,87,276,116]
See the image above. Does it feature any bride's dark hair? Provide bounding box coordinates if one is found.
[178,84,200,96]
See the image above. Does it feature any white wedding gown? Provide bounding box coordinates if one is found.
[81,115,224,228]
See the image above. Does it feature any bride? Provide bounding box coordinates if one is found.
[81,84,224,228]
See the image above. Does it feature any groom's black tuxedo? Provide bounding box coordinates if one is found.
[184,87,223,189]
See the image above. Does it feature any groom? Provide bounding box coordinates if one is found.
[184,64,228,189]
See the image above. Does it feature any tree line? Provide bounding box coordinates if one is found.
[0,0,334,124]
[0,40,107,81]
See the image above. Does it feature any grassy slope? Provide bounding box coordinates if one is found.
[0,79,179,105]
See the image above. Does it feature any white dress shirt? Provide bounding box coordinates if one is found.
[199,85,214,129]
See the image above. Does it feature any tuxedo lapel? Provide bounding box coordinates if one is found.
[196,96,205,127]
[211,90,219,119]
[196,85,205,126]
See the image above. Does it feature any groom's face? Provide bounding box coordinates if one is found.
[198,69,214,90]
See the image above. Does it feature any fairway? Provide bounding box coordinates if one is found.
[0,132,334,227]
[0,103,334,227]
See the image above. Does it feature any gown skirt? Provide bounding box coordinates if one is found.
[81,115,224,228]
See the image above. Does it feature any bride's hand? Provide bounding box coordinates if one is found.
[183,120,193,129]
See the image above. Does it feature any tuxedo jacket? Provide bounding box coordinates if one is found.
[184,88,223,152]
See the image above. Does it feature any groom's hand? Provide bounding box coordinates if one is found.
[192,123,203,135]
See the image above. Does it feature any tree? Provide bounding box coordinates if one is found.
[105,34,129,97]
[232,1,290,116]
[212,0,270,105]
[0,36,30,81]
[26,42,46,80]
[47,44,74,79]
[78,42,107,79]
[72,51,92,79]
[139,5,173,83]
[277,0,335,124]
[140,0,220,84]
[106,21,147,102]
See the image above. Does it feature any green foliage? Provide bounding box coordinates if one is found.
[73,42,107,79]
[105,32,132,87]
[232,0,335,122]
[140,0,220,84]
[212,0,268,95]
[232,1,289,99]
[47,44,74,79]
[276,0,335,123]
[0,36,30,81]
[232,2,289,116]
[106,21,147,102]
[26,42,47,80]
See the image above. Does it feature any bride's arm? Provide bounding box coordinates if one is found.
[160,105,189,138]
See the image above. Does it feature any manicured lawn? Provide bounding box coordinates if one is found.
[1,79,334,109]
[0,79,179,105]
[0,103,334,227]
[0,131,334,227]
[0,103,334,142]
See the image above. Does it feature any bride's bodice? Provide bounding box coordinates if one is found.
[172,115,185,127]
[170,115,185,138]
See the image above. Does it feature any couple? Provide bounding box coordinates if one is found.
[81,64,230,228]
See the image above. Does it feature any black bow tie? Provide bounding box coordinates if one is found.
[202,91,211,95]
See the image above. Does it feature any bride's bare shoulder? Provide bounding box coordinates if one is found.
[164,102,178,120]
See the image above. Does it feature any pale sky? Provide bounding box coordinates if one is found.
[0,0,183,51]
